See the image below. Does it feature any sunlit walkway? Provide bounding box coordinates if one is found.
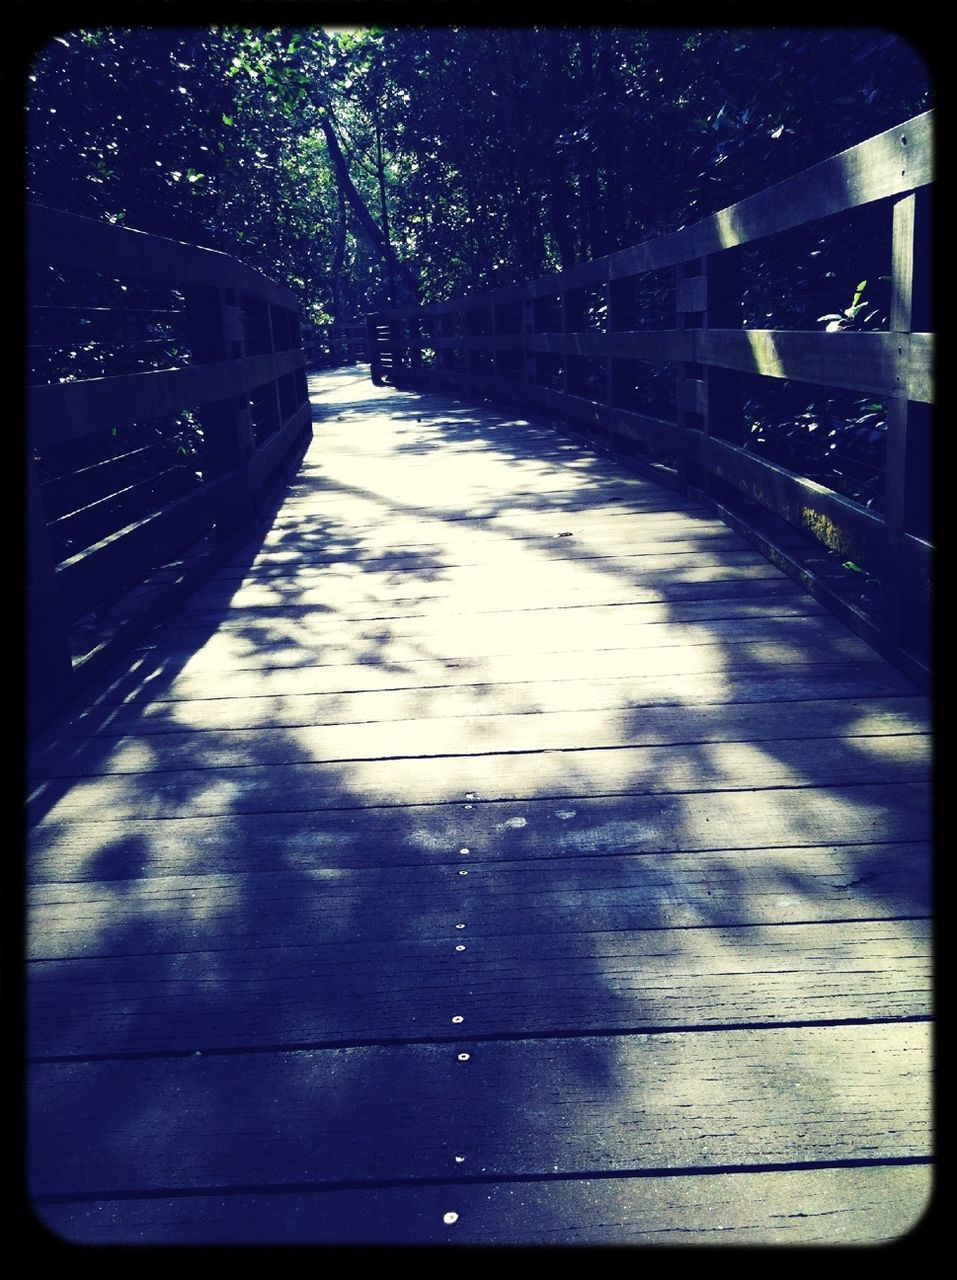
[27,368,932,1244]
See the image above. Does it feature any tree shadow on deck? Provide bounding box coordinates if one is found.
[26,369,932,1244]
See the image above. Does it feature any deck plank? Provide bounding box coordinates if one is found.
[26,369,932,1244]
[29,918,931,1056]
[29,1022,931,1196]
[35,1164,932,1246]
[29,695,930,779]
[49,662,918,740]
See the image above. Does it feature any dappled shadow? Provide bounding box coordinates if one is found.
[27,367,931,1244]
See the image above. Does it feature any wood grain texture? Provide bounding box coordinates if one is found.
[27,367,933,1245]
[28,1021,931,1196]
[34,1163,932,1246]
[28,203,299,307]
[28,919,931,1056]
[50,661,917,740]
[29,693,931,781]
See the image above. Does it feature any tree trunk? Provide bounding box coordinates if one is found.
[317,106,419,302]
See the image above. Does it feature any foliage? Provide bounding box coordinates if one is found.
[26,24,932,314]
[25,24,932,524]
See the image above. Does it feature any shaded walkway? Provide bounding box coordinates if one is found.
[27,369,932,1244]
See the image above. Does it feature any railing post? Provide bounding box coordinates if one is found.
[184,285,256,537]
[264,302,286,438]
[882,186,932,668]
[606,277,627,412]
[521,293,536,388]
[367,312,385,385]
[490,303,501,386]
[560,289,574,400]
[26,456,73,710]
[409,313,422,376]
[676,249,743,499]
[388,314,404,384]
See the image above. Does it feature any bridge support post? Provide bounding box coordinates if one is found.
[882,186,932,677]
[676,249,743,501]
[367,313,385,385]
[184,285,257,541]
[26,456,73,718]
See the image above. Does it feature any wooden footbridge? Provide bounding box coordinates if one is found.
[27,116,933,1245]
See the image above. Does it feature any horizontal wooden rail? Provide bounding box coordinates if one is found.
[366,110,934,684]
[31,348,308,446]
[27,205,313,724]
[28,204,298,309]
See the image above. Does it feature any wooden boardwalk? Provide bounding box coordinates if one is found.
[27,368,932,1245]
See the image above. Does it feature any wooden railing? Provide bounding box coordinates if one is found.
[302,321,368,368]
[367,111,933,684]
[27,205,313,721]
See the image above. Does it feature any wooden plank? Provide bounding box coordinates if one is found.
[28,695,931,782]
[418,369,694,462]
[34,1163,932,1245]
[440,330,695,363]
[40,445,158,516]
[81,569,827,626]
[194,536,778,586]
[53,662,916,740]
[27,1021,932,1196]
[30,348,307,446]
[26,773,931,877]
[127,629,883,693]
[169,572,817,632]
[28,726,930,828]
[28,203,298,308]
[688,111,932,255]
[52,470,240,622]
[701,435,888,567]
[132,611,886,678]
[262,500,716,542]
[52,402,309,621]
[28,919,931,1055]
[29,846,929,949]
[60,628,887,714]
[695,330,902,396]
[908,332,933,404]
[227,529,791,575]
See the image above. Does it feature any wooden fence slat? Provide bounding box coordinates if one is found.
[699,436,888,565]
[688,111,932,256]
[694,329,908,397]
[28,203,298,308]
[28,206,313,720]
[30,348,307,446]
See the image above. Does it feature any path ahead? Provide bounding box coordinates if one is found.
[28,369,932,1245]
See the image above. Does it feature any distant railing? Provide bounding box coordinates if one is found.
[27,205,313,720]
[368,111,933,684]
[302,321,368,368]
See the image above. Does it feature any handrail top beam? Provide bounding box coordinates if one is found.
[379,109,933,320]
[28,203,299,310]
